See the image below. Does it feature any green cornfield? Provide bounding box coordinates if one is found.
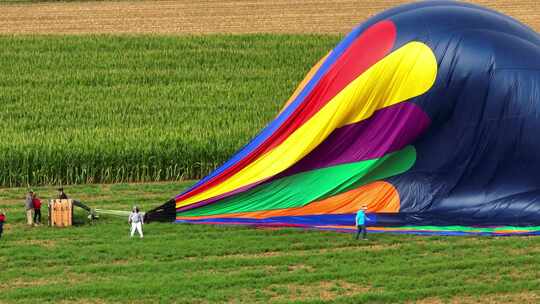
[0,35,339,187]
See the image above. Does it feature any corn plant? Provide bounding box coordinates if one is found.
[0,34,339,186]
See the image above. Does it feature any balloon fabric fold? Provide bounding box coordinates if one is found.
[146,1,540,236]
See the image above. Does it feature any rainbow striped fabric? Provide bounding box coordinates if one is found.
[154,1,540,236]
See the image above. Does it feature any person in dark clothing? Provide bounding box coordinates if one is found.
[32,192,42,224]
[0,211,5,239]
[56,188,96,220]
[57,188,68,200]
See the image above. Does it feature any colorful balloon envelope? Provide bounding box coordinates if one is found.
[147,1,540,236]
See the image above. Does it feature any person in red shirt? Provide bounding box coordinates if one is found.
[0,211,5,239]
[32,193,42,225]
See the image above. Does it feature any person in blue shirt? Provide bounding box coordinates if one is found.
[355,205,368,240]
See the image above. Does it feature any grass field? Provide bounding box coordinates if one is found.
[0,34,338,187]
[1,183,540,303]
[2,2,540,303]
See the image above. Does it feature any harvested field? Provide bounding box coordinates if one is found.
[1,0,540,35]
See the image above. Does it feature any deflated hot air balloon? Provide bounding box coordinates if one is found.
[147,1,540,235]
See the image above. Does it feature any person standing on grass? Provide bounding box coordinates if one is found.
[32,192,42,225]
[57,188,68,200]
[128,206,144,238]
[24,190,34,226]
[355,205,368,240]
[0,210,6,239]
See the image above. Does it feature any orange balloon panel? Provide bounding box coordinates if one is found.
[177,181,399,220]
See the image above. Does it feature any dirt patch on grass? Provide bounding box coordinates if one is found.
[1,272,89,289]
[463,273,501,286]
[186,250,285,261]
[192,243,401,260]
[265,280,370,302]
[287,264,315,273]
[415,291,539,304]
[58,300,108,304]
[0,277,52,289]
[110,259,134,265]
[1,0,539,35]
[194,263,314,277]
[192,243,400,261]
[13,238,57,248]
[190,264,281,278]
[508,246,540,255]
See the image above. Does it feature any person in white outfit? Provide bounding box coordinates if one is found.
[128,206,144,238]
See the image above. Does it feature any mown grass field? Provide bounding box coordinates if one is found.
[0,34,338,187]
[1,182,540,303]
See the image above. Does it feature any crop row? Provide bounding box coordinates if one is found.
[0,35,339,186]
